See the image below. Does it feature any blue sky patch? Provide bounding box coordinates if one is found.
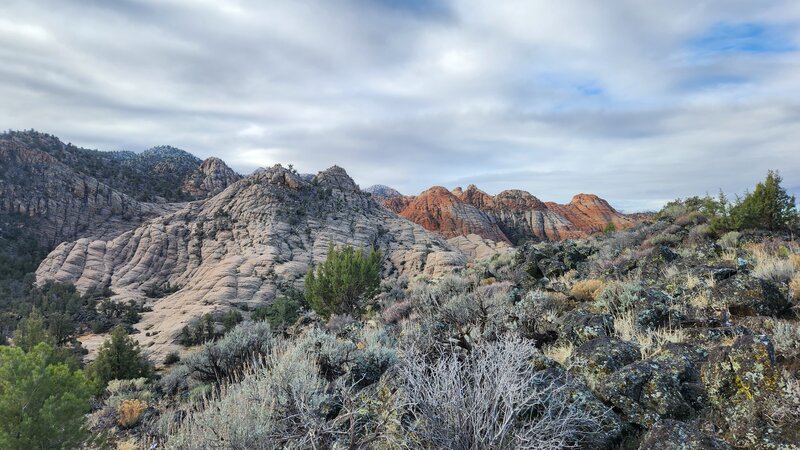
[690,22,796,56]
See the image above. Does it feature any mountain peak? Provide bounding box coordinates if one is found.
[314,165,358,192]
[364,184,402,199]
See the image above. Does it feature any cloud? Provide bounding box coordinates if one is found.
[0,0,799,211]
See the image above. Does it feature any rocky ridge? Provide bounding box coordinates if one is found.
[379,183,634,244]
[0,131,241,247]
[36,165,467,359]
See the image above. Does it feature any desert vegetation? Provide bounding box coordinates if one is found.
[0,171,799,449]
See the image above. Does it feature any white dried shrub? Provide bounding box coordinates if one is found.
[166,340,330,449]
[399,338,607,449]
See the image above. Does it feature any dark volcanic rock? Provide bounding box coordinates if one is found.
[638,419,732,450]
[568,337,642,389]
[711,276,790,317]
[561,310,615,346]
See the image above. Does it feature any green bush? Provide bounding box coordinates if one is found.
[253,292,305,330]
[0,343,93,449]
[89,326,153,390]
[720,170,798,231]
[305,243,382,318]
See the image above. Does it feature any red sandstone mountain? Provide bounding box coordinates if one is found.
[391,186,510,243]
[376,184,633,244]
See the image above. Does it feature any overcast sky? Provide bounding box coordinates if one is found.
[1,0,799,211]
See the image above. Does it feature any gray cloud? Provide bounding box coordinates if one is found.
[1,0,799,211]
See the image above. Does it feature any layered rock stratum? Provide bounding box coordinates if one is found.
[36,165,467,358]
[380,183,633,244]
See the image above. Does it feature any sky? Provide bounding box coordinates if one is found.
[1,1,799,211]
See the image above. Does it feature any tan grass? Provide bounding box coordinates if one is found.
[791,275,800,302]
[569,279,605,302]
[117,399,147,429]
[543,342,574,365]
[689,291,711,310]
[612,311,685,359]
[685,273,701,290]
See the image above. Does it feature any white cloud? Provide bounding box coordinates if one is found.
[0,0,799,210]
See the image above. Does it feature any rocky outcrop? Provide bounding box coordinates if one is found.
[392,187,509,243]
[364,184,402,200]
[182,157,241,198]
[546,193,634,234]
[36,165,467,359]
[0,135,176,247]
[638,420,733,450]
[377,183,634,244]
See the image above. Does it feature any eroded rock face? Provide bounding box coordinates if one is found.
[377,183,634,244]
[36,165,467,359]
[390,187,510,243]
[0,134,177,247]
[182,157,241,198]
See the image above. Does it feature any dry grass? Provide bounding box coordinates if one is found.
[117,399,147,429]
[661,265,680,282]
[569,279,605,302]
[612,311,685,359]
[685,273,701,290]
[689,291,711,310]
[745,242,796,283]
[791,276,800,302]
[790,254,800,270]
[543,342,574,366]
[116,441,138,450]
[721,248,737,262]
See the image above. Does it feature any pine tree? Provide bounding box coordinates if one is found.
[89,326,152,390]
[0,343,92,449]
[12,309,53,351]
[305,243,382,318]
[726,170,798,231]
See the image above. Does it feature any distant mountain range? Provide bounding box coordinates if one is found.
[365,183,633,245]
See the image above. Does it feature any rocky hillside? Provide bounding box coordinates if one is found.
[378,183,634,244]
[0,131,240,248]
[36,165,467,359]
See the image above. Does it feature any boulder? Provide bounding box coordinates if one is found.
[599,360,694,428]
[701,335,778,409]
[638,419,732,450]
[568,337,641,389]
[534,367,625,449]
[711,276,790,317]
[561,310,614,346]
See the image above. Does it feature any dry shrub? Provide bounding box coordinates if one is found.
[117,398,147,429]
[116,441,138,450]
[401,338,607,449]
[382,300,413,324]
[612,311,684,359]
[675,211,707,227]
[791,276,800,302]
[570,279,605,302]
[543,342,574,365]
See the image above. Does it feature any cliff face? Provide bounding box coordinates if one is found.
[377,184,633,244]
[393,187,510,243]
[36,165,466,358]
[0,131,241,248]
[0,135,175,247]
